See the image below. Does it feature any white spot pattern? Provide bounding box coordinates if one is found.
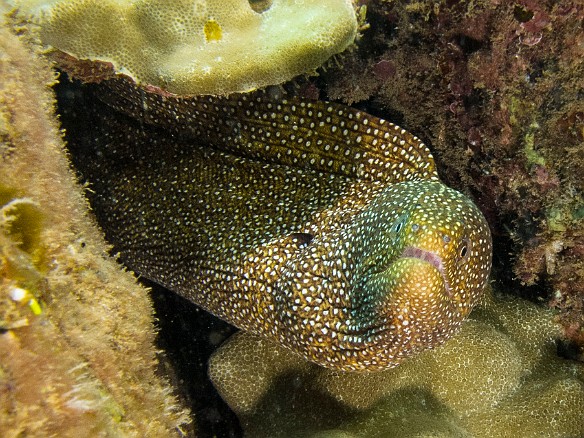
[77,80,493,371]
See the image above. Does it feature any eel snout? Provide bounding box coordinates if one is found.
[400,246,453,299]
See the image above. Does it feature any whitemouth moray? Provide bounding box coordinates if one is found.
[67,80,492,371]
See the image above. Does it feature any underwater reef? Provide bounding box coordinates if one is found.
[322,0,584,352]
[2,0,583,436]
[0,9,190,437]
[209,290,584,437]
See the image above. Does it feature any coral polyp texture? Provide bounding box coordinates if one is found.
[209,292,584,437]
[0,10,189,436]
[10,0,358,95]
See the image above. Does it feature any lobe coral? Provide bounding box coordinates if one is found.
[6,0,584,435]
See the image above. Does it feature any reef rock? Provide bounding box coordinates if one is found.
[0,8,190,436]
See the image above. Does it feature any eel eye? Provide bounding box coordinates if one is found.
[390,212,409,243]
[390,213,408,239]
[457,238,471,263]
[460,245,468,258]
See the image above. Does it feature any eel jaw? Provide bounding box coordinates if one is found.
[400,246,453,299]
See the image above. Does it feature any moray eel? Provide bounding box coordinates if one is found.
[66,80,492,371]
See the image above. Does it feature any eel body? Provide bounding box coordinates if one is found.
[66,80,492,371]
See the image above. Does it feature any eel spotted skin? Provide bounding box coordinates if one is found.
[66,79,492,371]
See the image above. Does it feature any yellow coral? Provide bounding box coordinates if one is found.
[209,291,584,437]
[11,0,358,95]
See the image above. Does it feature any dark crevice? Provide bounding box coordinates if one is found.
[452,34,484,55]
[248,0,272,13]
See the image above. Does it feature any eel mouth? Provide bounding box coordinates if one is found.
[401,246,453,299]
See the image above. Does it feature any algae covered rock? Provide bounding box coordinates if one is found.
[10,0,358,95]
[209,291,584,437]
[318,0,584,353]
[0,7,190,436]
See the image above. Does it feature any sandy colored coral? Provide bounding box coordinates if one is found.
[10,0,357,95]
[209,290,584,437]
[0,6,190,436]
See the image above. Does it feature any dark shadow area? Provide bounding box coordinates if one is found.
[148,280,241,438]
[56,74,243,438]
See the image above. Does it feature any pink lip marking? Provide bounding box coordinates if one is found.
[401,246,453,299]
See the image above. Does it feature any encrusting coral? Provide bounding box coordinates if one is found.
[209,290,584,437]
[0,6,190,436]
[9,0,358,95]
